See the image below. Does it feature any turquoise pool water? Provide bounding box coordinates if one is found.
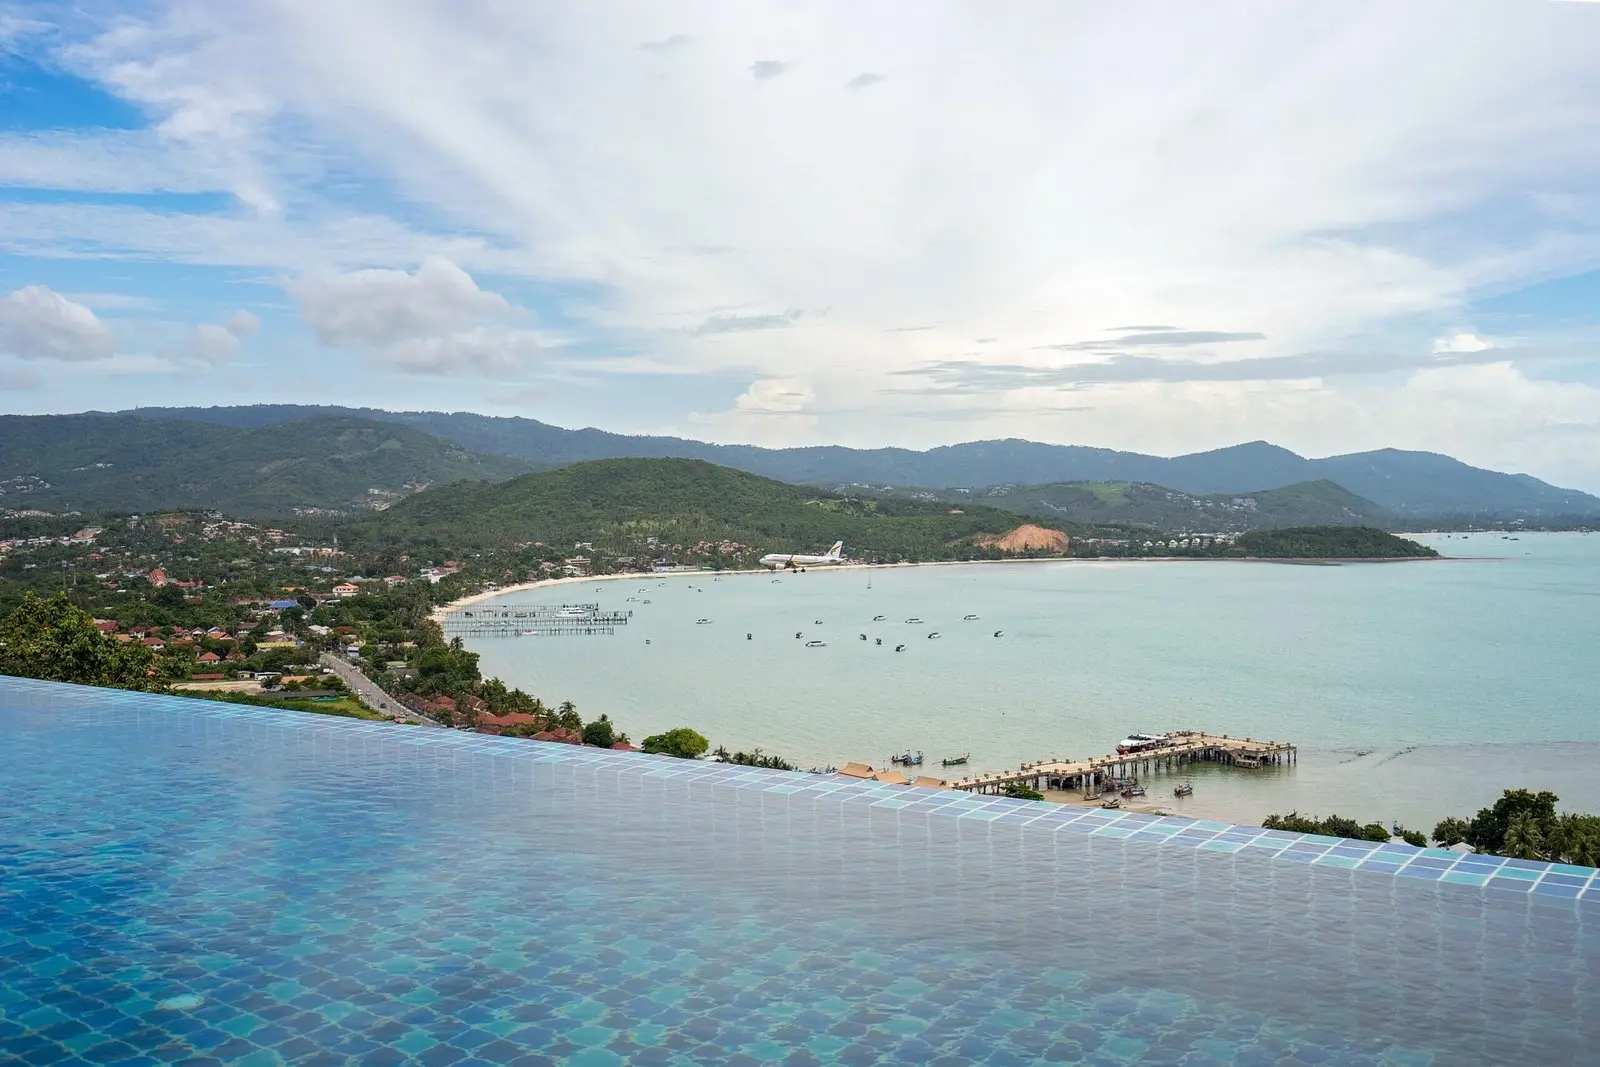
[2,678,1596,1065]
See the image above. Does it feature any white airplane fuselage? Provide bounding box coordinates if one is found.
[760,541,846,570]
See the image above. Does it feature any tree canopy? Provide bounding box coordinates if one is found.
[641,726,710,759]
[0,591,167,691]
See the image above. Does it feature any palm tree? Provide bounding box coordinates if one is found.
[1502,812,1545,861]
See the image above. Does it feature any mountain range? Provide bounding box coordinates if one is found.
[888,479,1399,533]
[116,404,1600,518]
[0,413,532,515]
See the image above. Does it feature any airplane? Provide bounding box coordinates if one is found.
[759,541,846,570]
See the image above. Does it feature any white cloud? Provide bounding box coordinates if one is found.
[287,257,538,375]
[289,256,508,347]
[734,378,814,414]
[1432,331,1494,354]
[188,310,261,363]
[0,285,116,361]
[8,2,1600,482]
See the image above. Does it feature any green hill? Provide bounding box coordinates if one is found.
[0,413,533,516]
[1229,527,1438,559]
[350,457,1051,560]
[928,478,1395,531]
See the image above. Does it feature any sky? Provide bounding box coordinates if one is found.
[3,2,1600,489]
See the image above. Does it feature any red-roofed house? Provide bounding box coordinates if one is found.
[197,651,221,664]
[475,711,543,736]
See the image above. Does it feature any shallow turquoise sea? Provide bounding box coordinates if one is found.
[469,532,1600,830]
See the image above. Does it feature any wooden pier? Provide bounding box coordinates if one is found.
[946,731,1296,793]
[440,603,632,638]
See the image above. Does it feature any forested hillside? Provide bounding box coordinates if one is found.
[1226,527,1438,559]
[909,478,1396,531]
[126,404,1600,517]
[347,457,1051,561]
[0,413,532,515]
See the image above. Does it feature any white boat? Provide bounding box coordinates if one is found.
[806,640,827,647]
[1115,733,1172,755]
[696,618,712,625]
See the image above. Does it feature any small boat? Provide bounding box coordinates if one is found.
[993,630,1004,638]
[518,629,540,636]
[891,751,924,766]
[642,599,652,604]
[746,633,753,640]
[963,614,979,620]
[875,638,882,646]
[1121,785,1146,798]
[927,632,941,639]
[795,631,803,639]
[806,640,826,648]
[894,644,906,652]
[696,618,712,625]
[1117,733,1172,755]
[905,618,923,624]
[1174,781,1194,797]
[859,633,868,641]
[771,579,782,584]
[814,619,824,625]
[941,753,970,766]
[872,615,885,621]
[1101,798,1122,809]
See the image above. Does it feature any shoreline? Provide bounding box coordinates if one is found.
[431,552,1453,620]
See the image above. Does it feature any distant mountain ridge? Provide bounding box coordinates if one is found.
[0,413,533,515]
[896,478,1399,532]
[68,404,1600,518]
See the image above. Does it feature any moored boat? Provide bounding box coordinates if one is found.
[941,753,970,766]
[1174,780,1194,797]
[1116,732,1172,755]
[891,750,924,766]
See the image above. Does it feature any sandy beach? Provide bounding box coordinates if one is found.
[430,553,1448,621]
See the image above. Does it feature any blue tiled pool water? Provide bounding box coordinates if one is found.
[2,679,1596,1065]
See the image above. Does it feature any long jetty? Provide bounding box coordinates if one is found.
[439,603,632,638]
[947,731,1296,793]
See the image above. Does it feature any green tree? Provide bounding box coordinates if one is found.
[1465,789,1559,855]
[1397,828,1428,848]
[0,591,164,691]
[581,714,616,749]
[1502,812,1545,860]
[1001,782,1044,801]
[1431,817,1471,847]
[556,699,582,731]
[641,726,709,759]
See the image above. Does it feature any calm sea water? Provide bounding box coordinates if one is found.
[470,533,1600,831]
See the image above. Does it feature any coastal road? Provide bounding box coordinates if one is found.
[318,653,439,727]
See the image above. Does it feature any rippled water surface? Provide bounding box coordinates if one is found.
[471,533,1600,828]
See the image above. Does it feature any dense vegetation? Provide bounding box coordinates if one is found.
[1432,790,1600,867]
[1263,810,1426,847]
[129,405,1600,517]
[907,478,1397,533]
[0,413,531,515]
[347,457,1055,562]
[0,592,171,691]
[1224,527,1438,559]
[1265,790,1600,865]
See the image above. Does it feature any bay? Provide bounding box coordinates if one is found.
[467,532,1600,831]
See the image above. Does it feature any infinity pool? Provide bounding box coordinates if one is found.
[2,678,1596,1065]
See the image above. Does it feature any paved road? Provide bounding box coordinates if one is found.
[318,653,438,726]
